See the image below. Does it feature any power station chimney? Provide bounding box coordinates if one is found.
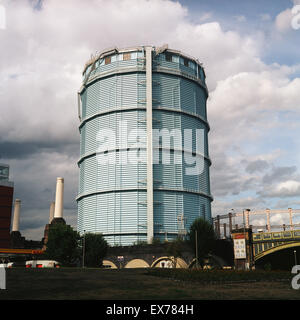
[12,199,21,232]
[51,177,66,225]
[49,201,55,224]
[54,177,64,219]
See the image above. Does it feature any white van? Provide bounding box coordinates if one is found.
[7,261,26,268]
[25,260,60,268]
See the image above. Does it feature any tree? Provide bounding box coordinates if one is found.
[188,217,216,268]
[44,224,81,266]
[166,238,184,268]
[83,233,108,267]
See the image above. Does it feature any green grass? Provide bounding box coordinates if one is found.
[146,268,293,283]
[0,268,299,300]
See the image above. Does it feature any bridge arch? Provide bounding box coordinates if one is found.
[102,259,118,269]
[255,242,300,261]
[124,259,150,268]
[151,256,188,268]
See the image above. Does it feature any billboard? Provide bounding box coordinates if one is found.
[233,238,246,259]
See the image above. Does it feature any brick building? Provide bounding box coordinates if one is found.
[0,164,14,248]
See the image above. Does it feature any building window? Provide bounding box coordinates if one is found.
[165,52,172,62]
[105,56,111,65]
[172,55,179,63]
[100,58,105,66]
[123,52,131,61]
[198,66,205,80]
[189,61,195,70]
[184,58,189,67]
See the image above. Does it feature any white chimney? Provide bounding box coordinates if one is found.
[54,177,64,219]
[49,201,55,223]
[12,199,21,232]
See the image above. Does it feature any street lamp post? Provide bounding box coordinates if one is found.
[294,250,297,266]
[242,209,249,270]
[195,229,198,269]
[82,230,86,268]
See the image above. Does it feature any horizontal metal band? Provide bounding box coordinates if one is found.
[76,187,213,202]
[79,105,210,131]
[79,106,146,129]
[77,147,212,166]
[80,64,208,95]
[100,231,179,237]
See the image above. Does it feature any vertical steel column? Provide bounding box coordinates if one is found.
[228,212,233,235]
[77,92,82,121]
[266,208,271,232]
[245,209,250,228]
[216,215,221,239]
[289,208,293,230]
[146,46,154,244]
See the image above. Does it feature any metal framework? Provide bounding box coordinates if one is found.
[213,208,300,239]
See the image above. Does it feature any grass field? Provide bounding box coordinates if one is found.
[0,268,299,300]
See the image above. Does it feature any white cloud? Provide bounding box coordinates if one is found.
[0,0,299,238]
[260,180,300,198]
[275,8,293,33]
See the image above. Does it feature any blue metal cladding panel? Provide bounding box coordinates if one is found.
[153,190,211,242]
[153,73,180,109]
[83,73,144,120]
[78,48,212,246]
[152,51,211,241]
[81,90,87,119]
[80,109,147,157]
[183,192,212,226]
[78,68,148,245]
[152,73,207,118]
[152,110,209,156]
[79,191,147,246]
[79,152,147,195]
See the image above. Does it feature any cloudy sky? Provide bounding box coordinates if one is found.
[1,0,300,240]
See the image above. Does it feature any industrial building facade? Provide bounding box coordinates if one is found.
[0,164,14,248]
[77,45,212,246]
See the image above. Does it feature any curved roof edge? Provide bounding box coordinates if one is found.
[82,44,204,75]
